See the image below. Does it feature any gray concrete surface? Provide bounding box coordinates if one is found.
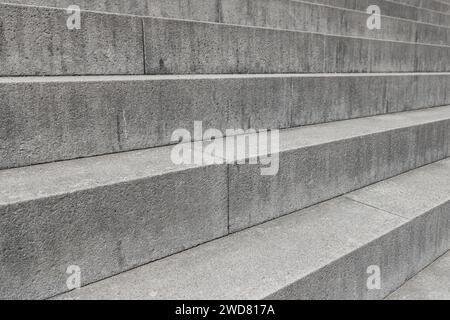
[316,0,450,14]
[0,146,228,299]
[1,0,220,21]
[406,0,450,13]
[55,158,450,300]
[303,0,450,27]
[144,17,450,74]
[225,105,450,232]
[220,0,450,46]
[0,4,144,76]
[4,0,450,28]
[387,251,450,300]
[2,0,449,301]
[2,0,150,16]
[2,2,450,76]
[3,73,450,170]
[348,158,450,220]
[2,107,450,299]
[144,17,325,75]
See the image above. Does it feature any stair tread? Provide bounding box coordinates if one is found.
[387,250,450,300]
[55,157,450,300]
[2,72,450,83]
[196,105,450,161]
[3,105,450,206]
[0,145,201,205]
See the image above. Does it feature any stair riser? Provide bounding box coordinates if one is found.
[2,111,449,299]
[145,18,450,75]
[221,0,450,46]
[0,163,228,300]
[229,121,450,232]
[306,0,450,26]
[1,0,220,20]
[5,0,450,28]
[341,0,450,27]
[398,0,450,13]
[0,5,144,76]
[3,74,450,170]
[267,203,450,299]
[2,3,450,76]
[51,159,450,300]
[323,0,450,27]
[312,0,450,15]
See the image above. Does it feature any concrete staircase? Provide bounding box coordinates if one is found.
[0,0,449,299]
[388,250,450,300]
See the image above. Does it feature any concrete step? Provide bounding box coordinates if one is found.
[4,0,450,28]
[142,18,450,74]
[329,0,450,15]
[0,145,228,300]
[387,250,450,300]
[0,3,144,76]
[392,0,450,13]
[55,158,450,300]
[200,105,450,232]
[3,72,450,170]
[305,0,450,26]
[2,3,450,76]
[303,0,450,28]
[217,0,450,46]
[2,106,450,299]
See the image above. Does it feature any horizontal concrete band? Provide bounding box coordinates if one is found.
[56,158,450,300]
[213,0,450,46]
[1,106,450,299]
[2,73,450,170]
[316,0,450,28]
[1,3,450,76]
[390,0,450,13]
[199,105,450,232]
[144,18,450,74]
[7,0,450,45]
[0,4,144,76]
[4,0,450,28]
[190,0,450,46]
[0,146,228,300]
[387,251,450,300]
[316,0,450,15]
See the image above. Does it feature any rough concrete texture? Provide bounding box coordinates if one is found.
[1,0,449,302]
[5,0,450,28]
[348,157,450,220]
[1,0,150,16]
[144,17,325,74]
[1,0,220,21]
[0,146,228,299]
[312,0,450,15]
[387,251,450,300]
[144,17,450,74]
[220,0,450,46]
[2,73,450,170]
[56,197,406,300]
[2,2,450,76]
[407,0,450,13]
[55,158,450,299]
[0,3,144,76]
[2,107,449,300]
[301,0,450,27]
[226,106,450,232]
